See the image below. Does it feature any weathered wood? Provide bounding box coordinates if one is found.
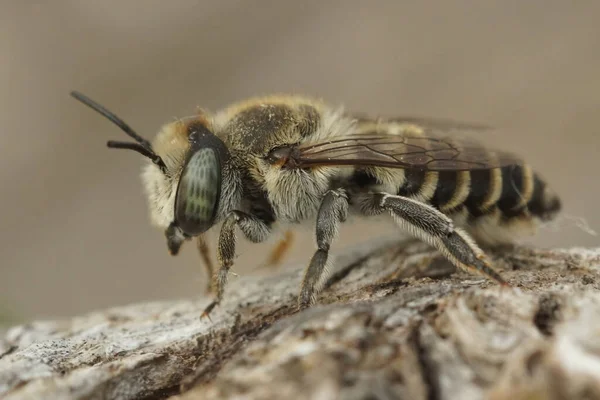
[1,238,599,400]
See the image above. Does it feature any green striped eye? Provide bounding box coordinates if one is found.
[174,148,221,235]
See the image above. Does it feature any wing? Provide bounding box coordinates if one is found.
[285,117,521,171]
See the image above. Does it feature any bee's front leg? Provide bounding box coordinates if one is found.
[299,189,348,308]
[202,210,271,319]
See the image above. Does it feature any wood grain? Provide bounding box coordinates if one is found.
[1,239,599,400]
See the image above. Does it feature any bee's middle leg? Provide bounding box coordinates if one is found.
[365,192,507,284]
[202,210,271,318]
[299,188,349,308]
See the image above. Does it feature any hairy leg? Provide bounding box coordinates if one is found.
[365,192,507,284]
[298,189,349,308]
[202,210,271,318]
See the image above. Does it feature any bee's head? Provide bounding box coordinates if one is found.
[70,91,229,237]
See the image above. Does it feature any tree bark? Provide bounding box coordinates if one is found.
[1,238,600,400]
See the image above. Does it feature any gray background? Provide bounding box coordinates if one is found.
[2,1,599,322]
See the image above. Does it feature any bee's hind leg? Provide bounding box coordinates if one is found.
[365,192,508,285]
[299,189,349,308]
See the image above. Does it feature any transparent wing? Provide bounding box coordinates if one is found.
[288,117,521,171]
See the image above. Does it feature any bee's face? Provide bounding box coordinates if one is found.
[140,120,231,236]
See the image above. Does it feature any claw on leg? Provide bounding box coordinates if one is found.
[201,300,219,321]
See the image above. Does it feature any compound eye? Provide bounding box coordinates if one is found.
[174,148,221,235]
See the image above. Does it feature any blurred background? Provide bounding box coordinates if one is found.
[1,1,599,323]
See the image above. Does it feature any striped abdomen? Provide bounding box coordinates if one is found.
[347,163,561,243]
[461,165,561,221]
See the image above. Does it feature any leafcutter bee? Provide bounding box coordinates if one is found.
[70,91,561,317]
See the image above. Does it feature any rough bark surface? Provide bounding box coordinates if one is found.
[1,238,600,400]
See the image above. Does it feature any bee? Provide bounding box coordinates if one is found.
[70,91,561,317]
